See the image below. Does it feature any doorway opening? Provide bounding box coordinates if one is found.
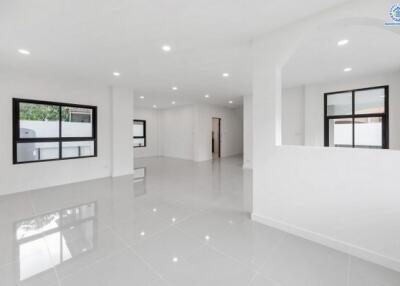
[212,117,221,159]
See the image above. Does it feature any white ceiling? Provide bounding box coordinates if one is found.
[283,24,400,88]
[0,0,349,109]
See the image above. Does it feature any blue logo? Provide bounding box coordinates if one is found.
[386,4,400,25]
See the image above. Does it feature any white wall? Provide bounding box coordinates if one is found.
[133,108,160,158]
[159,105,195,160]
[252,0,400,271]
[282,86,305,145]
[157,103,243,162]
[194,104,243,162]
[0,73,134,195]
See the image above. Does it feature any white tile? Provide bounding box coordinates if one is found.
[258,234,349,286]
[349,257,400,286]
[160,246,256,286]
[132,227,203,275]
[175,208,249,242]
[59,250,161,286]
[111,212,172,246]
[208,220,287,267]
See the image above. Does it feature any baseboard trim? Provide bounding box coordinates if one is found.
[251,213,400,272]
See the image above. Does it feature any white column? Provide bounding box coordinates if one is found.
[251,40,284,215]
[110,87,134,177]
[243,94,253,169]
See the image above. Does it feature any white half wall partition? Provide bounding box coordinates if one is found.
[251,0,400,271]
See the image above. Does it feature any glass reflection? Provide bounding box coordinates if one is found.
[134,167,146,197]
[14,202,97,282]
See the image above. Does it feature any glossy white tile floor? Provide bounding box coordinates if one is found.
[1,156,399,285]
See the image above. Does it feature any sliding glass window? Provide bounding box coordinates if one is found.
[324,86,388,149]
[13,98,97,164]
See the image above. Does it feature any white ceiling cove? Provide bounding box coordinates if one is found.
[0,0,349,108]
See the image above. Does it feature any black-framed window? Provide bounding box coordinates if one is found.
[13,98,97,164]
[133,120,146,148]
[324,86,389,149]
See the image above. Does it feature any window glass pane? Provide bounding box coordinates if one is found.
[62,107,93,137]
[354,117,382,148]
[134,121,144,137]
[328,118,353,147]
[19,102,59,138]
[134,138,145,147]
[355,88,385,115]
[326,92,352,116]
[17,142,59,162]
[62,141,94,158]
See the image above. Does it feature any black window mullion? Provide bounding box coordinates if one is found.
[352,90,355,148]
[59,105,62,159]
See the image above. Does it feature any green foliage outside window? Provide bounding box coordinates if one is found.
[19,103,76,121]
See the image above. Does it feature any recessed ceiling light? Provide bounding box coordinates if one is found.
[18,49,30,55]
[153,105,157,108]
[204,235,211,241]
[337,39,349,46]
[162,45,171,52]
[204,94,210,98]
[222,73,230,78]
[172,101,176,105]
[140,96,145,99]
[172,257,179,263]
[113,72,120,77]
[344,67,352,72]
[140,231,146,236]
[172,86,178,91]
[171,217,176,223]
[228,100,233,104]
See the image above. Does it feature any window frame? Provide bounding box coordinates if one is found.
[324,85,389,149]
[13,98,97,164]
[133,119,146,148]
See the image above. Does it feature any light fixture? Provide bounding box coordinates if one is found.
[171,217,176,223]
[152,208,157,212]
[204,235,211,241]
[140,96,145,99]
[140,231,146,236]
[344,67,352,72]
[113,72,120,77]
[204,94,210,98]
[153,105,157,108]
[228,100,233,104]
[162,45,171,52]
[337,39,349,46]
[172,257,179,263]
[172,86,178,91]
[222,73,230,78]
[172,101,176,105]
[18,49,31,55]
